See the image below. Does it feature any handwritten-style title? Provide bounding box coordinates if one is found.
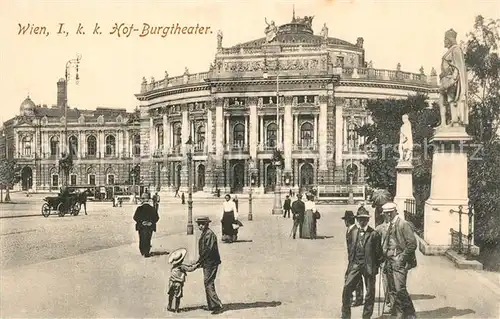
[18,22,213,38]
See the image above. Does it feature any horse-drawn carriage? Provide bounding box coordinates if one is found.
[41,192,82,217]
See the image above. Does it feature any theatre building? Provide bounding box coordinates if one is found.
[1,14,438,195]
[135,14,438,195]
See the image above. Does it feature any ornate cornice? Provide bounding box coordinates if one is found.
[338,81,438,93]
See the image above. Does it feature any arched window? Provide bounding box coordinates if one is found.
[266,123,277,148]
[348,122,359,150]
[87,135,97,156]
[50,136,59,156]
[300,122,314,147]
[157,125,164,147]
[346,164,359,184]
[133,134,141,155]
[196,125,205,149]
[233,123,245,147]
[105,135,116,156]
[22,136,32,156]
[173,125,182,147]
[68,136,78,156]
[87,167,96,186]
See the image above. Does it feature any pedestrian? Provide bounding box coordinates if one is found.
[221,194,238,243]
[283,195,291,218]
[302,193,319,239]
[342,210,364,307]
[153,191,160,213]
[380,202,417,319]
[375,209,394,314]
[181,192,185,204]
[232,195,239,212]
[133,192,160,257]
[290,193,305,239]
[166,248,198,313]
[81,189,88,215]
[341,206,381,319]
[194,216,224,315]
[174,186,180,197]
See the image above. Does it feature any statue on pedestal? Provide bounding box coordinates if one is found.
[320,23,328,40]
[398,114,413,162]
[439,29,469,127]
[217,30,223,49]
[264,18,278,42]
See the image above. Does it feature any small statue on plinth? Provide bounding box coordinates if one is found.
[264,18,278,42]
[439,29,468,128]
[399,114,413,162]
[320,23,328,40]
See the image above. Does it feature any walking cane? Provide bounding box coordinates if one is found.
[377,267,382,316]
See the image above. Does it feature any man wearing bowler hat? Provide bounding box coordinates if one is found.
[133,192,160,257]
[341,206,382,319]
[194,216,223,314]
[380,202,417,319]
[342,210,364,307]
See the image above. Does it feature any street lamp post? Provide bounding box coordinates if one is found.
[186,135,194,235]
[62,54,81,188]
[263,70,283,215]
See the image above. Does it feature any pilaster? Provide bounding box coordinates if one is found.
[206,108,213,153]
[249,98,258,159]
[319,95,328,171]
[284,96,293,172]
[335,97,344,166]
[214,98,224,161]
[163,114,169,154]
[181,105,189,155]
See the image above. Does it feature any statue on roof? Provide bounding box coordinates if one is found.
[217,30,223,49]
[320,23,328,40]
[264,18,278,42]
[304,16,314,28]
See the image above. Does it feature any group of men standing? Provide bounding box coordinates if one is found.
[341,202,417,319]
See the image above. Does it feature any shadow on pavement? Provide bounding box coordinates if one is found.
[315,235,335,239]
[182,301,282,313]
[234,240,253,243]
[375,294,435,303]
[150,251,170,257]
[416,306,475,318]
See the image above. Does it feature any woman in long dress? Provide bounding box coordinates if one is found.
[301,193,317,239]
[221,194,239,243]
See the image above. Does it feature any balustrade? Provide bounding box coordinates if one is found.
[292,143,318,151]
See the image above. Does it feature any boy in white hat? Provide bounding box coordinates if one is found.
[166,248,198,313]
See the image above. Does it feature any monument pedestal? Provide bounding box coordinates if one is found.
[423,126,471,255]
[394,160,414,220]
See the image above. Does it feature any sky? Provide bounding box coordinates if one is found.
[1,0,499,123]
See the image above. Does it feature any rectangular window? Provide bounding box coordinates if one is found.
[107,175,115,185]
[52,175,59,187]
[70,174,77,186]
[89,174,96,186]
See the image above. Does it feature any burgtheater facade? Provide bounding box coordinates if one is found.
[2,15,439,194]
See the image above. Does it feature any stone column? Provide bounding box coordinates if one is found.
[225,116,230,147]
[284,96,293,172]
[294,115,298,145]
[335,98,344,166]
[259,116,264,145]
[313,115,318,147]
[215,98,224,160]
[423,127,472,255]
[163,115,169,154]
[124,130,129,156]
[180,105,189,191]
[206,108,213,153]
[249,99,258,159]
[318,95,328,171]
[149,118,155,158]
[244,116,248,148]
[99,130,104,158]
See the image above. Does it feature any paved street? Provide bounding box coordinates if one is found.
[1,193,499,318]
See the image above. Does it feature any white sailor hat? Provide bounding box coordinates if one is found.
[381,202,398,213]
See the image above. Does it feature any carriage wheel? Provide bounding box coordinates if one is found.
[57,203,65,217]
[41,203,51,217]
[72,202,81,216]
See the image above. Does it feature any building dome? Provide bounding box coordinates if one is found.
[20,96,36,116]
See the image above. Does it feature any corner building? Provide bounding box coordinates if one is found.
[136,16,439,195]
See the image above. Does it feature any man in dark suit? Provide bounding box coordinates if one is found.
[381,202,417,319]
[195,216,223,315]
[341,207,382,319]
[283,195,291,218]
[291,193,305,239]
[342,210,364,307]
[133,193,160,257]
[152,191,160,213]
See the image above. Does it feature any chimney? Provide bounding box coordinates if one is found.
[57,78,67,109]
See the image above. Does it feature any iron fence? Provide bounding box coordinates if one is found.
[404,199,424,237]
[449,205,475,259]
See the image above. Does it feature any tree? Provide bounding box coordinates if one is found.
[0,160,22,202]
[58,152,73,188]
[358,94,439,201]
[465,16,500,245]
